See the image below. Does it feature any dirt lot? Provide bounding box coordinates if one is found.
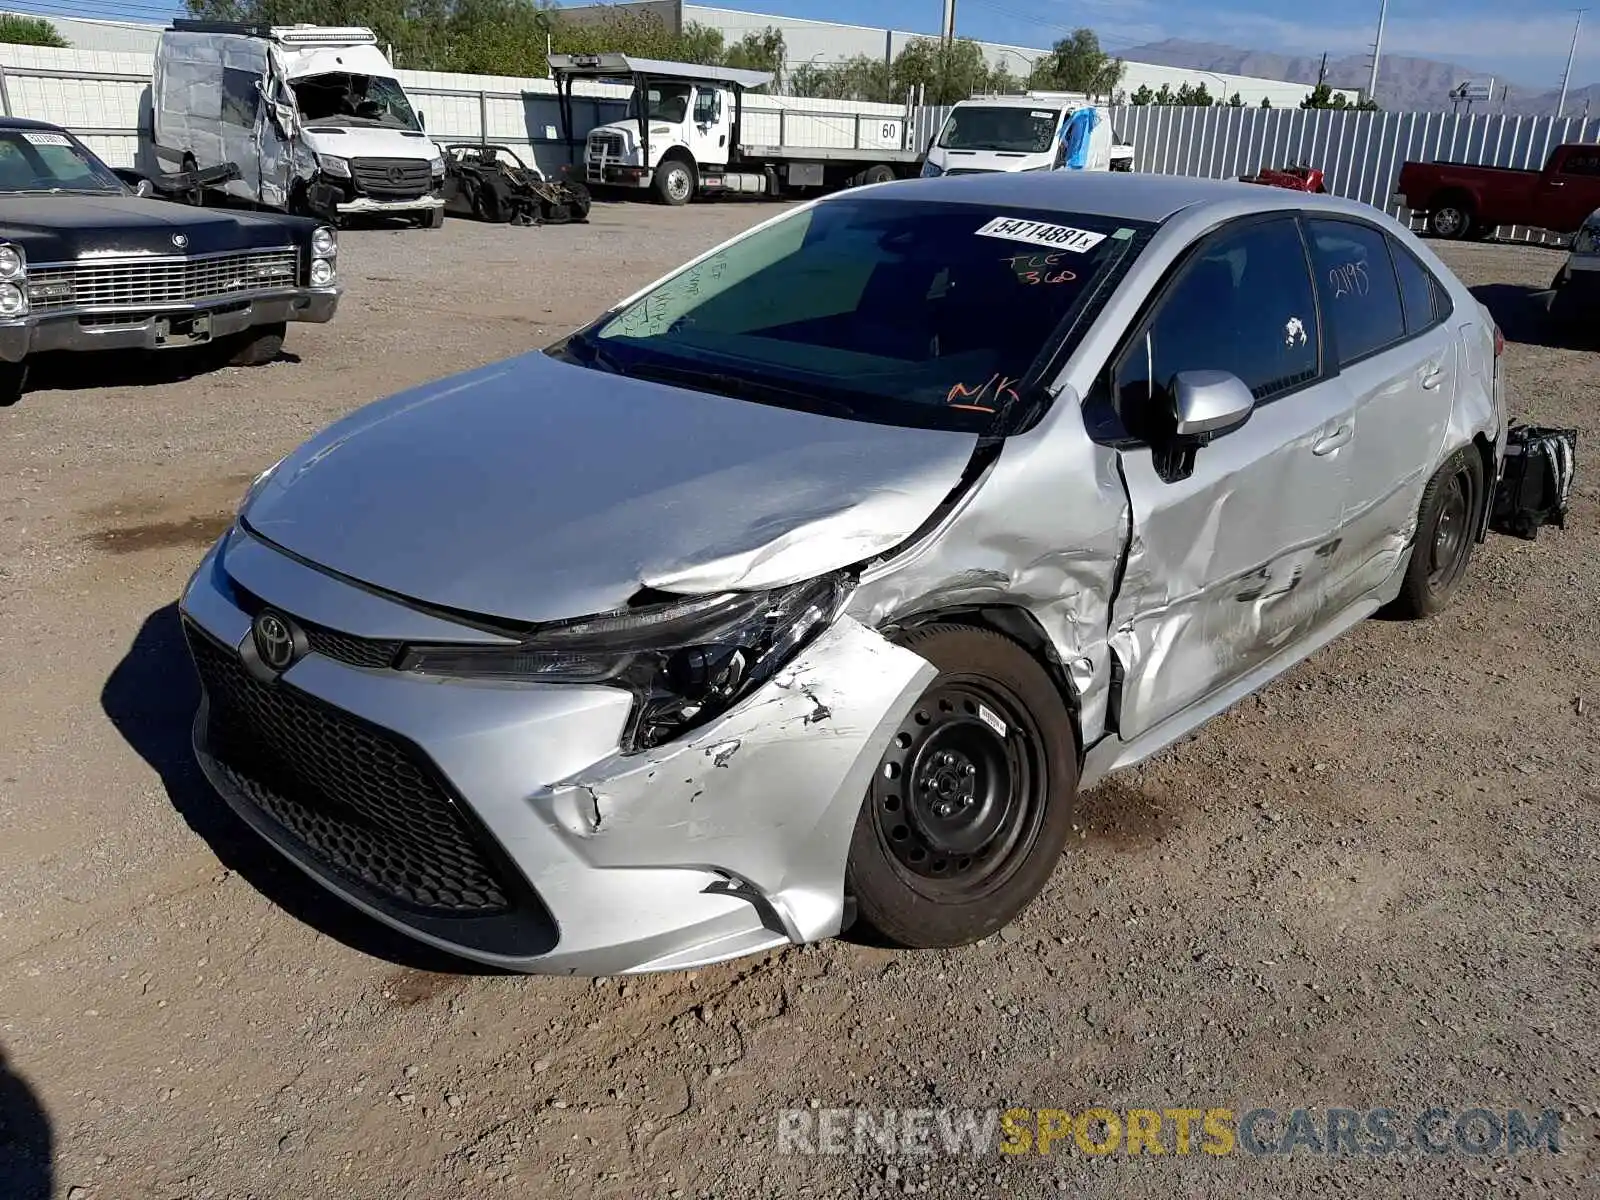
[0,204,1595,1200]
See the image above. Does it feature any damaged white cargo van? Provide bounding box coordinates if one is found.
[151,21,446,227]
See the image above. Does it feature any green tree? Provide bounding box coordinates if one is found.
[0,14,67,47]
[1227,91,1244,107]
[1261,95,1273,108]
[1153,83,1174,105]
[788,54,894,103]
[1129,83,1154,106]
[891,37,990,105]
[1173,81,1213,107]
[1299,82,1381,111]
[1029,27,1123,97]
[722,26,786,87]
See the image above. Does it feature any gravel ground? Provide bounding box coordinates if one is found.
[0,204,1595,1200]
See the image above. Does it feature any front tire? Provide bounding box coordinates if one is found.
[652,158,695,206]
[847,624,1079,948]
[0,359,27,407]
[223,321,286,367]
[1390,447,1484,618]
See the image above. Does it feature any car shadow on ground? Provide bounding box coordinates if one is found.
[1469,282,1587,351]
[25,349,300,400]
[0,1047,51,1200]
[100,603,503,976]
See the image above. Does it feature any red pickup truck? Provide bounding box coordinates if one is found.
[1395,143,1600,239]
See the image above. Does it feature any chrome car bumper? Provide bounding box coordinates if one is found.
[0,289,339,362]
[179,526,934,975]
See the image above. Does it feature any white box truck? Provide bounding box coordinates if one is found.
[152,21,447,227]
[550,53,923,205]
[920,94,1134,177]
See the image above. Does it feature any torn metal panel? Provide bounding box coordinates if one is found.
[538,617,936,945]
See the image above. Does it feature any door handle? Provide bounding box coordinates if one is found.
[1312,422,1353,456]
[1421,364,1446,390]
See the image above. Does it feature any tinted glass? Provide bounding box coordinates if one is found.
[1306,218,1407,365]
[221,67,260,128]
[1391,239,1442,334]
[1560,148,1600,176]
[0,130,122,194]
[1114,216,1319,430]
[582,200,1146,432]
[938,106,1059,153]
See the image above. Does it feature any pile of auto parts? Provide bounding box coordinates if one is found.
[1239,164,1326,192]
[441,144,592,225]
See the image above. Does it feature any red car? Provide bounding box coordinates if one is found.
[1395,144,1600,239]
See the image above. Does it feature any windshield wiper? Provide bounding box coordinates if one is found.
[622,361,858,419]
[563,331,627,375]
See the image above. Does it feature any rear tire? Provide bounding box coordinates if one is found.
[224,321,286,368]
[861,164,896,186]
[847,624,1079,948]
[652,158,695,206]
[474,178,513,223]
[1389,447,1484,618]
[1427,197,1473,240]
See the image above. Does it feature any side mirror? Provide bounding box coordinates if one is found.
[1171,369,1255,439]
[136,179,154,198]
[416,110,426,130]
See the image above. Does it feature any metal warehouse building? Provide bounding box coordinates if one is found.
[14,4,1343,108]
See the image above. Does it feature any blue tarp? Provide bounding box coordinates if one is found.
[1059,107,1098,169]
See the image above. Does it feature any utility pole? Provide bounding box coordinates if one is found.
[941,0,956,47]
[1367,0,1389,102]
[1557,9,1586,118]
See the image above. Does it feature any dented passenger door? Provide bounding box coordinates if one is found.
[1095,215,1354,743]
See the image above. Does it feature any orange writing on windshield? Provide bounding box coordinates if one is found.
[947,374,1022,412]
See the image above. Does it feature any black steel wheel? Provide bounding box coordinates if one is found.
[1389,447,1484,618]
[847,624,1078,948]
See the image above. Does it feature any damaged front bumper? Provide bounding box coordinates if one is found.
[179,529,935,974]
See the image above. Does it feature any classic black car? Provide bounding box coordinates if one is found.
[0,116,339,407]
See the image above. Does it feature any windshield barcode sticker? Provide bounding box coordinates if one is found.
[975,217,1106,254]
[21,132,71,146]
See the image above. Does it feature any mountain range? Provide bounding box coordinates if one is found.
[1120,38,1600,117]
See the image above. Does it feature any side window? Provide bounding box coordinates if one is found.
[1390,239,1446,335]
[1558,149,1600,177]
[1113,217,1318,435]
[221,67,261,128]
[1305,218,1407,365]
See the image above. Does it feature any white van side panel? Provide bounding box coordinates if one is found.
[153,31,280,203]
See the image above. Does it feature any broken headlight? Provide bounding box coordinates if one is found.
[400,572,852,752]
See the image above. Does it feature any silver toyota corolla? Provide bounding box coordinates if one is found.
[181,172,1506,974]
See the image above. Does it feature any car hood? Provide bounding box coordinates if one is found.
[299,125,439,161]
[242,351,980,625]
[0,194,311,258]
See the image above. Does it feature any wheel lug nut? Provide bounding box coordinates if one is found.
[963,764,975,776]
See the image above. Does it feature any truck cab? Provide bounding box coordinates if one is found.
[153,21,447,227]
[921,95,1133,178]
[584,76,742,204]
[551,53,921,206]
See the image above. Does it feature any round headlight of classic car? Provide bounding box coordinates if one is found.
[0,282,26,314]
[310,226,336,257]
[0,245,24,280]
[309,258,335,286]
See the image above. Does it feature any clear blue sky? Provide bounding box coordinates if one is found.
[20,0,1600,88]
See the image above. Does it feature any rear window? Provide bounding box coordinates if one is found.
[582,199,1146,431]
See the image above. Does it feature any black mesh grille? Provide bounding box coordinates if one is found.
[352,158,432,199]
[303,625,402,670]
[186,625,512,915]
[226,584,401,670]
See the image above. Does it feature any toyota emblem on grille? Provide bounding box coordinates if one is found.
[171,233,188,248]
[252,610,299,671]
[387,165,405,184]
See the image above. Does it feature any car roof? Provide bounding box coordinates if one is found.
[0,116,64,132]
[850,171,1371,226]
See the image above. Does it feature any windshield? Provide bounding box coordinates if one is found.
[0,128,123,194]
[575,199,1145,432]
[291,73,420,130]
[628,83,692,124]
[938,107,1060,153]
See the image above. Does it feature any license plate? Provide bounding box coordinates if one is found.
[154,313,213,348]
